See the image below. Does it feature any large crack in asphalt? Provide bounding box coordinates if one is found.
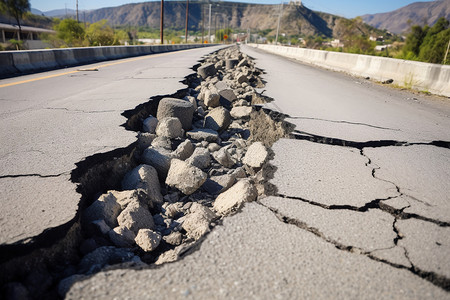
[2,46,449,299]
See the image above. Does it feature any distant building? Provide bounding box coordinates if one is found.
[0,23,55,49]
[331,39,344,48]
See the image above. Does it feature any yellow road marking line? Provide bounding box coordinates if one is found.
[0,50,181,88]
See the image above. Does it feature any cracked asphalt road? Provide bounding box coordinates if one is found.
[66,45,450,298]
[0,46,224,245]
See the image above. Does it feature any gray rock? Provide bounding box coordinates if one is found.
[204,107,232,132]
[108,226,136,248]
[197,63,216,79]
[156,98,194,131]
[90,219,111,236]
[155,241,195,265]
[172,139,194,160]
[135,229,161,252]
[234,99,250,107]
[117,200,155,234]
[202,174,236,195]
[236,73,249,84]
[186,128,219,142]
[237,58,249,68]
[164,202,184,219]
[142,115,158,133]
[58,275,86,298]
[78,246,140,274]
[83,192,122,228]
[226,59,239,70]
[232,166,247,179]
[122,165,163,204]
[208,142,221,152]
[186,147,211,169]
[204,87,221,108]
[182,203,217,240]
[184,95,198,110]
[231,106,253,119]
[137,132,156,149]
[212,147,236,168]
[155,117,183,139]
[151,136,172,150]
[141,147,172,179]
[166,159,207,195]
[243,142,268,169]
[213,179,257,216]
[163,231,183,246]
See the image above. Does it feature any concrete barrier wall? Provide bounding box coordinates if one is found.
[0,44,213,78]
[250,44,450,97]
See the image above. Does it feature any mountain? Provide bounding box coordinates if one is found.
[80,1,381,38]
[362,0,450,34]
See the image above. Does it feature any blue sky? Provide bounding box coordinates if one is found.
[30,0,437,18]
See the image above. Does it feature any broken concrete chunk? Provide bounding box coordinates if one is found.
[197,63,216,79]
[137,132,156,149]
[163,231,183,246]
[134,229,161,252]
[243,142,268,169]
[121,165,163,204]
[108,226,136,248]
[212,147,236,168]
[236,73,249,84]
[90,219,111,236]
[78,246,141,274]
[117,200,155,234]
[151,136,172,150]
[186,147,211,169]
[213,179,257,216]
[204,87,221,108]
[205,173,235,193]
[207,142,221,152]
[204,107,232,132]
[165,159,207,195]
[182,203,217,240]
[142,115,158,133]
[83,192,122,228]
[155,117,183,139]
[226,59,239,70]
[186,128,219,142]
[231,106,253,119]
[172,139,194,160]
[155,242,195,265]
[141,147,172,179]
[156,97,194,131]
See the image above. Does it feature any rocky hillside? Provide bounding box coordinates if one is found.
[81,1,370,38]
[362,0,450,34]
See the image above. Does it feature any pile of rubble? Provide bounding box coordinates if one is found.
[53,46,291,295]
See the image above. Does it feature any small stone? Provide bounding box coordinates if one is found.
[186,128,219,142]
[155,117,183,139]
[184,95,198,110]
[186,147,211,169]
[141,147,172,179]
[142,115,158,133]
[197,63,216,79]
[234,99,250,107]
[172,139,194,160]
[212,147,236,168]
[108,226,136,248]
[122,165,163,204]
[213,179,257,216]
[135,229,161,252]
[166,159,207,195]
[243,142,268,168]
[163,231,183,246]
[204,107,232,132]
[237,58,249,68]
[157,98,194,131]
[231,106,253,119]
[236,73,248,84]
[232,166,247,179]
[155,242,195,265]
[164,202,184,218]
[117,200,155,234]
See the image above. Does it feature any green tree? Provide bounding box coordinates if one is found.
[418,18,450,63]
[402,25,427,58]
[0,0,30,40]
[54,18,85,47]
[85,20,115,46]
[215,28,232,43]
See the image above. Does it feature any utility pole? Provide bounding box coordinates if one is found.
[275,2,283,44]
[76,0,79,22]
[160,0,164,44]
[208,4,211,43]
[185,0,189,43]
[201,5,205,43]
